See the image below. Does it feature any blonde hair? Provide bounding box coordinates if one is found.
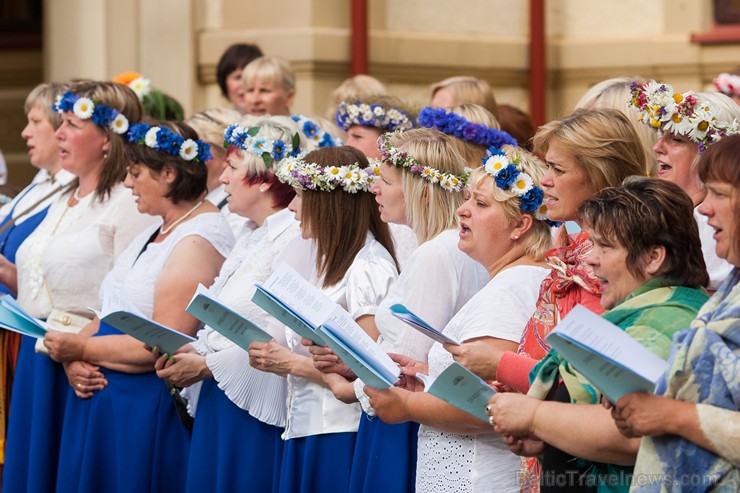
[431,76,499,119]
[576,76,658,177]
[533,108,646,195]
[24,81,70,129]
[327,75,387,120]
[384,128,466,243]
[228,115,306,176]
[448,103,501,167]
[467,146,552,260]
[186,107,241,162]
[242,56,295,94]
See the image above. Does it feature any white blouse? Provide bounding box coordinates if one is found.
[99,212,235,318]
[282,235,399,440]
[388,223,418,270]
[187,208,300,427]
[416,265,549,493]
[354,228,488,411]
[16,183,157,319]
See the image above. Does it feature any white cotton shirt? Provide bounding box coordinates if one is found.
[282,235,399,440]
[187,208,300,426]
[206,184,246,237]
[416,265,549,493]
[695,206,732,291]
[15,183,158,319]
[0,169,75,225]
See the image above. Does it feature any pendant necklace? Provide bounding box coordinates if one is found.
[160,200,204,235]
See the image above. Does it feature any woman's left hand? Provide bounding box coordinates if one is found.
[249,340,295,377]
[502,433,545,457]
[613,392,674,438]
[363,386,412,424]
[44,329,87,363]
[487,392,541,436]
[154,352,211,387]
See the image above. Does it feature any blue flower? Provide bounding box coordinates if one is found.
[494,164,518,190]
[487,146,506,157]
[519,186,544,213]
[92,105,114,127]
[302,120,319,138]
[197,141,212,162]
[272,140,287,160]
[319,133,335,147]
[127,123,149,144]
[56,92,77,112]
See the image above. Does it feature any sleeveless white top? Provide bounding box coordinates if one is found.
[99,211,235,317]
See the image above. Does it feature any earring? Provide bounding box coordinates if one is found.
[103,153,108,160]
[513,235,519,240]
[259,184,268,192]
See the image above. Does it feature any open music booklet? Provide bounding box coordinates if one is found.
[0,295,48,338]
[417,362,494,423]
[389,304,460,345]
[545,304,670,403]
[185,283,272,352]
[251,262,400,389]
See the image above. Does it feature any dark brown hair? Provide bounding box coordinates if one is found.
[698,133,740,258]
[300,146,398,287]
[124,120,207,203]
[216,43,263,98]
[578,176,709,288]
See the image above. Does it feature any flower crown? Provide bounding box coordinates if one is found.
[418,107,518,148]
[629,80,740,152]
[713,73,740,98]
[276,156,376,193]
[379,132,468,192]
[482,146,553,225]
[291,115,344,148]
[224,124,301,168]
[54,91,129,135]
[335,101,415,132]
[127,123,212,163]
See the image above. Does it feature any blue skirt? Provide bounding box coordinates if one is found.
[55,368,191,493]
[186,377,284,493]
[279,431,356,493]
[3,334,69,493]
[349,413,419,493]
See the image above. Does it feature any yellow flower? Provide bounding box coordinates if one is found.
[671,114,682,124]
[673,93,684,104]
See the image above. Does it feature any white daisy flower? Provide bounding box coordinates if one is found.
[110,114,129,135]
[535,203,549,221]
[179,139,199,161]
[324,166,342,182]
[422,166,440,183]
[439,175,454,191]
[510,172,534,196]
[73,97,95,120]
[484,154,509,176]
[145,127,160,148]
[129,77,152,99]
[373,106,384,116]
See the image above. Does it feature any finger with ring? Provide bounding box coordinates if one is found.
[488,415,496,427]
[76,383,82,388]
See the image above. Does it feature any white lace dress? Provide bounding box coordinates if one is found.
[416,265,550,493]
[185,208,300,425]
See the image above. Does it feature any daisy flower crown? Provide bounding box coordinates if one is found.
[291,115,344,147]
[713,73,740,98]
[224,124,301,168]
[276,156,376,193]
[629,80,740,152]
[418,107,518,148]
[335,101,415,132]
[482,146,553,224]
[54,91,130,135]
[127,123,212,163]
[379,132,468,192]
